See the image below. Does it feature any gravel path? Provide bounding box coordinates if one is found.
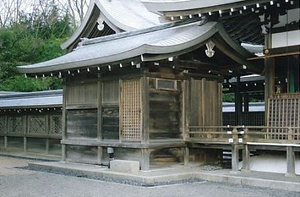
[0,156,299,197]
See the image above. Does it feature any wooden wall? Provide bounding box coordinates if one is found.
[189,78,222,126]
[148,78,182,140]
[65,82,98,106]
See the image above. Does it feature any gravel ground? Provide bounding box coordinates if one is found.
[0,156,299,197]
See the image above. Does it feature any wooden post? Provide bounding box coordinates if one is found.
[23,137,27,152]
[97,146,103,165]
[4,136,7,149]
[142,76,149,144]
[24,115,27,152]
[141,148,150,170]
[62,80,67,161]
[97,80,103,164]
[286,146,295,177]
[231,144,239,172]
[242,144,250,171]
[264,58,275,121]
[46,138,49,154]
[231,128,239,171]
[62,144,66,161]
[184,146,189,166]
[97,79,102,141]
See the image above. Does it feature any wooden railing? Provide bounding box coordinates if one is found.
[187,125,300,145]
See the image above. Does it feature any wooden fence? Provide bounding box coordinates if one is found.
[187,125,300,145]
[0,114,62,156]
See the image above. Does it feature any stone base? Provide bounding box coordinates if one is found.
[110,160,140,173]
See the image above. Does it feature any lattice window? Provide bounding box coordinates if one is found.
[8,116,24,134]
[28,116,46,134]
[0,116,6,134]
[267,93,300,140]
[121,79,142,141]
[50,115,62,134]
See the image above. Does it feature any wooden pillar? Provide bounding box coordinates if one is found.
[286,146,295,176]
[184,146,189,166]
[141,76,149,144]
[231,144,239,171]
[141,148,150,170]
[62,144,66,161]
[264,57,275,125]
[97,79,103,164]
[242,144,250,171]
[46,138,49,154]
[4,136,7,149]
[62,80,67,161]
[24,115,27,152]
[23,137,27,152]
[97,146,103,164]
[231,128,239,171]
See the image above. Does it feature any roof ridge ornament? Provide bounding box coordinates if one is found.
[97,17,105,31]
[205,40,215,58]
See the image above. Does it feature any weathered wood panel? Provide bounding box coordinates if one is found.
[102,107,119,140]
[148,78,182,139]
[27,138,46,153]
[66,109,97,138]
[48,139,61,155]
[66,82,98,105]
[190,78,222,127]
[7,137,23,150]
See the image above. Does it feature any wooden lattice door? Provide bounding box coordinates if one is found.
[267,93,300,140]
[121,79,142,141]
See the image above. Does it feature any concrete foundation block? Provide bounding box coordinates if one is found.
[110,160,140,173]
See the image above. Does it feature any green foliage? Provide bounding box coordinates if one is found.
[0,9,73,92]
[223,93,235,102]
[0,75,62,92]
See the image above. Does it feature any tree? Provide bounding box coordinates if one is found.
[59,0,88,26]
[0,1,73,92]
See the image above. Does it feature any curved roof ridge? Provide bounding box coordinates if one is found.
[18,20,260,75]
[61,0,161,50]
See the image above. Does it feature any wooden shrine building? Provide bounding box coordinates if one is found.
[18,0,299,173]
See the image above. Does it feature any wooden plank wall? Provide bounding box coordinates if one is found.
[148,78,182,139]
[65,81,98,139]
[65,82,98,106]
[189,78,222,126]
[66,109,98,138]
